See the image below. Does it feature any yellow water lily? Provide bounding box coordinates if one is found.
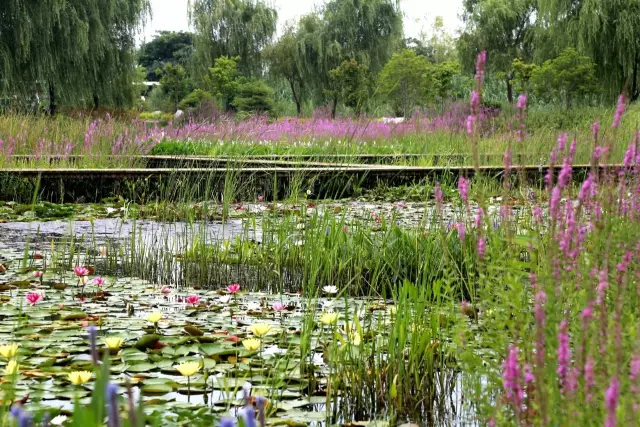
[320,312,338,325]
[242,338,261,351]
[68,371,92,385]
[146,312,163,323]
[104,337,123,350]
[176,361,200,377]
[348,331,361,346]
[249,323,272,337]
[3,360,19,376]
[0,343,18,358]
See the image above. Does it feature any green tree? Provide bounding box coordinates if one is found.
[328,59,370,117]
[189,0,277,77]
[294,0,403,109]
[0,0,150,113]
[408,16,457,64]
[206,56,243,112]
[378,50,433,117]
[266,26,305,116]
[139,31,194,81]
[158,63,189,110]
[457,0,537,103]
[530,48,599,108]
[232,80,276,115]
[538,0,640,101]
[511,57,536,94]
[432,61,461,106]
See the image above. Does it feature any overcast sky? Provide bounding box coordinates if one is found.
[140,0,464,43]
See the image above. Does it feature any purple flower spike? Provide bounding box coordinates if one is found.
[219,417,235,427]
[88,324,99,365]
[243,406,256,427]
[107,383,121,427]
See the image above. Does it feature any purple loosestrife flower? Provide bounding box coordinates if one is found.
[584,357,595,402]
[477,237,486,259]
[597,269,609,305]
[458,177,469,203]
[579,174,595,203]
[630,354,640,393]
[557,133,568,152]
[502,345,523,411]
[474,208,484,228]
[624,143,636,168]
[503,147,512,175]
[612,94,626,128]
[550,187,562,221]
[434,182,443,204]
[557,320,570,390]
[523,363,534,383]
[107,383,121,427]
[592,120,600,141]
[605,377,620,427]
[456,222,466,242]
[517,93,527,111]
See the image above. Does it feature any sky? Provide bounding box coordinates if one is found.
[140,0,464,43]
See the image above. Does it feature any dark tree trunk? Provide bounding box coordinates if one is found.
[632,49,639,102]
[48,82,56,116]
[506,78,513,104]
[288,79,302,117]
[331,94,338,119]
[93,93,100,110]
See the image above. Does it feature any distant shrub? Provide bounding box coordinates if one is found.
[179,89,214,110]
[232,80,275,115]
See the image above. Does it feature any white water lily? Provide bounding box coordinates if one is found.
[218,295,232,304]
[323,285,338,294]
[50,415,68,426]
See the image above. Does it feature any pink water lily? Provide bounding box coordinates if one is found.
[272,302,286,312]
[160,286,171,295]
[33,271,43,278]
[93,277,105,286]
[258,195,264,201]
[26,292,43,306]
[74,266,89,277]
[185,295,200,306]
[227,283,240,294]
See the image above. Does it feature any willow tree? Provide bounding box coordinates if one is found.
[457,0,537,103]
[266,25,305,116]
[0,0,149,113]
[189,0,277,77]
[538,0,640,101]
[294,0,402,112]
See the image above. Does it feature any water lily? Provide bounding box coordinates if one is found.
[323,285,338,294]
[320,312,338,325]
[25,292,42,306]
[160,285,171,294]
[4,360,19,376]
[32,270,43,278]
[176,361,200,377]
[249,323,272,337]
[50,415,68,426]
[185,295,200,306]
[272,302,286,312]
[68,371,92,385]
[73,266,89,277]
[146,312,162,324]
[0,343,18,358]
[104,337,123,350]
[242,338,261,351]
[227,283,240,294]
[258,195,264,201]
[93,277,105,286]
